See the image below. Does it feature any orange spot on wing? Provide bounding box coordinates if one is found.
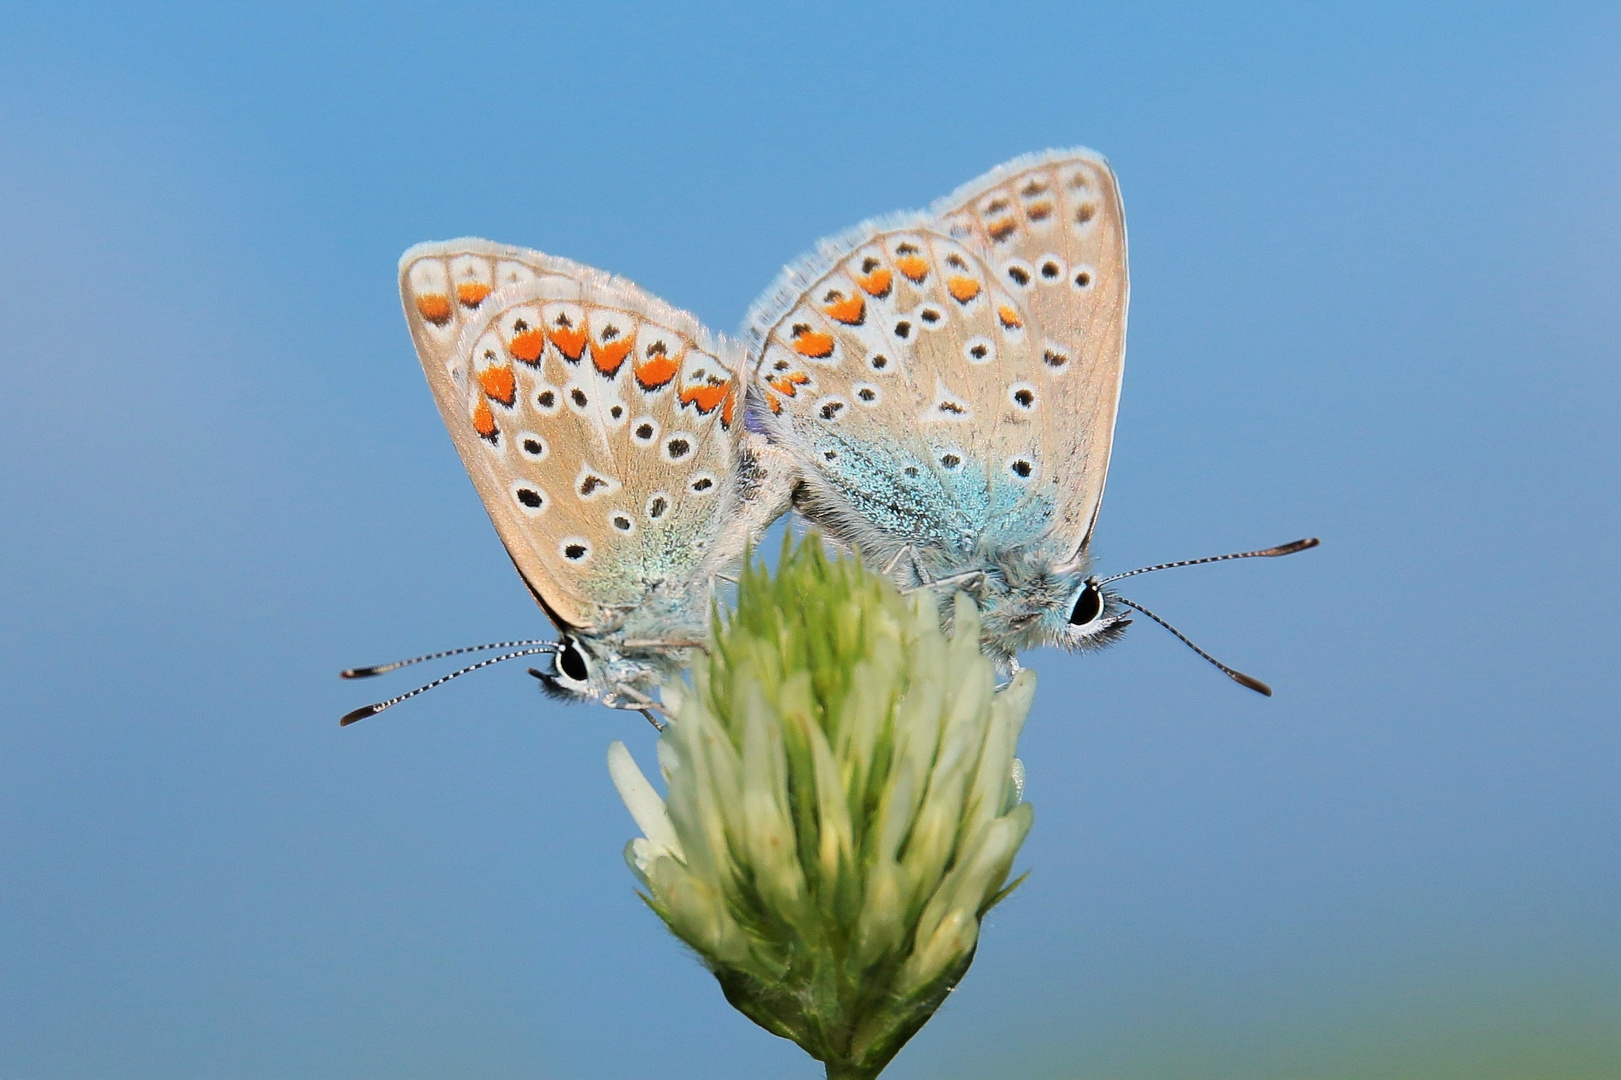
[456,282,491,308]
[550,326,587,361]
[824,296,866,324]
[895,254,928,282]
[767,394,782,414]
[416,294,452,325]
[767,371,809,397]
[857,268,892,297]
[472,399,498,442]
[635,353,680,390]
[680,382,729,414]
[988,219,1018,243]
[478,365,516,407]
[947,276,982,303]
[508,328,546,365]
[792,330,835,359]
[591,338,633,377]
[997,304,1024,329]
[720,384,737,428]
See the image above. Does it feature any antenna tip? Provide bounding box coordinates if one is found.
[1230,670,1273,696]
[340,704,381,726]
[341,666,383,679]
[1274,537,1320,555]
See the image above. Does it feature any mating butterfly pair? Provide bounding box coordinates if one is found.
[342,149,1315,727]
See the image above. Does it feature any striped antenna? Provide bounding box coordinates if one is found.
[1098,537,1318,586]
[341,639,556,679]
[1114,596,1272,696]
[340,645,559,726]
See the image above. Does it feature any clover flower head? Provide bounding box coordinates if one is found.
[609,539,1035,1079]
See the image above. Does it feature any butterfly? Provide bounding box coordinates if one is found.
[341,241,789,726]
[343,149,1314,724]
[745,148,1316,689]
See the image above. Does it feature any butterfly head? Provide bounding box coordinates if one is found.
[533,634,599,701]
[974,557,1131,663]
[532,631,692,712]
[1057,577,1133,651]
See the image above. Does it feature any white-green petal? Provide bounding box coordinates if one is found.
[607,740,683,862]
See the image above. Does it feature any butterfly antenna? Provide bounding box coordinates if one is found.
[340,645,559,726]
[1113,596,1273,696]
[341,639,556,679]
[1098,537,1319,586]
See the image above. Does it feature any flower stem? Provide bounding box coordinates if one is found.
[825,1062,881,1080]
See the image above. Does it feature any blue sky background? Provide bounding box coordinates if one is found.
[0,2,1615,1077]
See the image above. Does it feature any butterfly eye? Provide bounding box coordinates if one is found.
[557,640,589,683]
[1069,583,1104,627]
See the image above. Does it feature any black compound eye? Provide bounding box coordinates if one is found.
[1069,583,1104,627]
[558,641,589,682]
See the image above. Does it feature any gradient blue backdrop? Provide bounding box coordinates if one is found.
[1,3,1615,1077]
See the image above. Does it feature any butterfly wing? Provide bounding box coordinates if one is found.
[746,223,1059,574]
[928,148,1129,560]
[746,149,1127,574]
[401,240,771,634]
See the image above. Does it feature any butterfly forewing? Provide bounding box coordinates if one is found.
[930,149,1129,554]
[401,241,749,633]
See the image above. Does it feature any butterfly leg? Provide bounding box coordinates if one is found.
[605,685,671,731]
[901,568,987,596]
[881,545,917,579]
[619,638,710,654]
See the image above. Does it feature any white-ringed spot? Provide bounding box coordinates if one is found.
[853,382,881,406]
[1008,381,1039,411]
[964,336,996,364]
[663,433,695,462]
[512,482,548,516]
[1006,456,1038,483]
[815,396,849,423]
[1070,264,1097,291]
[533,385,561,415]
[630,416,660,446]
[1036,253,1067,284]
[924,381,973,423]
[688,472,717,494]
[609,510,635,534]
[1002,259,1035,289]
[574,465,620,501]
[559,538,593,563]
[518,432,550,460]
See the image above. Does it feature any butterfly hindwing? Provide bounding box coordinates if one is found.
[748,226,1061,575]
[746,149,1127,576]
[402,240,754,634]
